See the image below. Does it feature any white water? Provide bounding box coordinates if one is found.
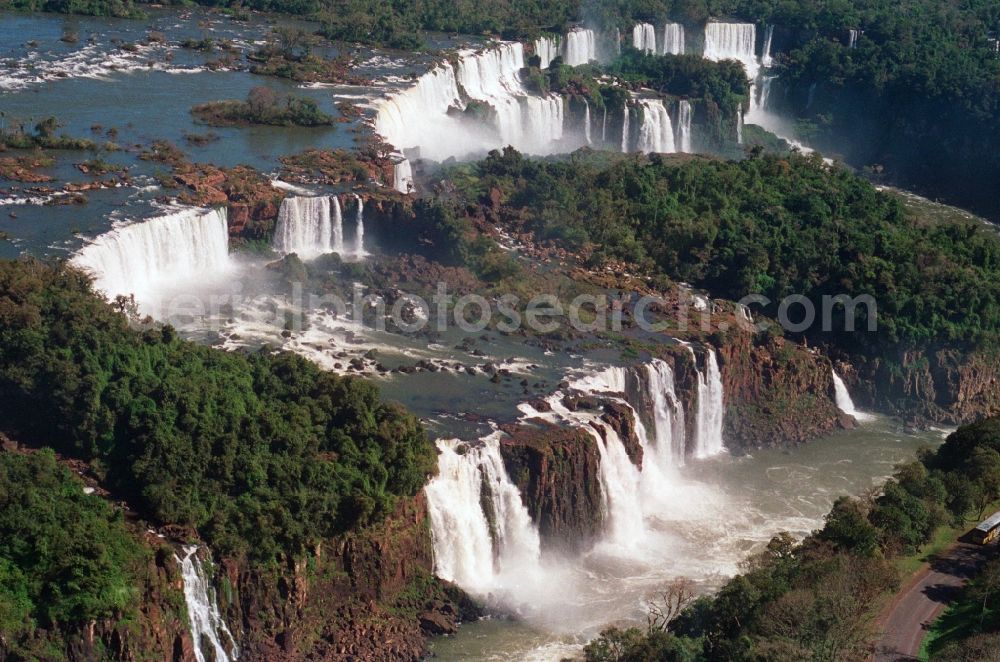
[583,101,592,144]
[534,35,560,68]
[832,369,873,421]
[703,22,759,80]
[693,349,725,458]
[761,24,774,67]
[677,99,693,152]
[848,29,862,49]
[425,435,543,597]
[601,106,607,143]
[563,28,597,66]
[71,207,231,304]
[273,196,343,259]
[637,99,676,153]
[393,157,413,194]
[646,359,687,467]
[620,103,630,152]
[177,546,238,662]
[352,194,365,256]
[662,23,685,55]
[632,23,657,54]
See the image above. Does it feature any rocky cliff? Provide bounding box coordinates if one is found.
[498,422,605,551]
[218,493,468,662]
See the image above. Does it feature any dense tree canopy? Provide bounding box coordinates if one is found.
[0,259,436,562]
[450,148,1000,355]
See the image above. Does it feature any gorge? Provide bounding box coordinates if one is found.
[1,4,998,661]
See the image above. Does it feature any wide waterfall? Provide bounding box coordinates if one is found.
[71,207,230,304]
[703,22,758,79]
[693,349,725,458]
[424,436,542,596]
[534,34,560,68]
[372,63,462,159]
[632,23,657,53]
[832,369,872,421]
[273,196,343,259]
[393,157,413,194]
[637,99,676,153]
[563,28,597,66]
[620,103,630,152]
[662,23,685,55]
[677,99,692,152]
[352,194,365,256]
[177,546,239,662]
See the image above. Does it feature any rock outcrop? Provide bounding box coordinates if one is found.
[498,422,604,551]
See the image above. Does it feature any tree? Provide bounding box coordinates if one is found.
[647,577,696,631]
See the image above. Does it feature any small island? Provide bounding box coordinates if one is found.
[191,87,334,128]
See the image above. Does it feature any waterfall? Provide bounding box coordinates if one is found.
[71,207,230,303]
[637,99,675,153]
[848,29,862,49]
[424,436,542,595]
[693,350,725,458]
[832,369,872,421]
[645,359,687,467]
[632,23,657,53]
[176,546,238,662]
[352,194,365,256]
[273,196,344,259]
[583,100,592,144]
[563,28,597,66]
[677,100,692,153]
[756,75,775,111]
[703,22,758,79]
[662,23,685,55]
[761,24,774,67]
[736,107,744,144]
[374,42,568,160]
[588,425,646,548]
[534,35,560,68]
[620,103,630,152]
[601,105,607,143]
[373,63,462,159]
[393,157,413,194]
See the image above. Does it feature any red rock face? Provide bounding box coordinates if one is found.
[220,494,466,662]
[498,423,605,551]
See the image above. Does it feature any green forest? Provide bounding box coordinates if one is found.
[0,259,436,563]
[446,148,1000,356]
[584,416,1000,662]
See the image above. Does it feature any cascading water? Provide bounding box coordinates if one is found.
[177,546,239,662]
[662,23,685,55]
[848,29,862,49]
[273,196,344,259]
[693,349,725,458]
[393,157,413,194]
[637,99,676,154]
[424,436,542,595]
[534,35,560,68]
[620,103,630,152]
[677,99,692,153]
[736,106,744,144]
[645,359,687,468]
[374,42,570,161]
[71,207,230,304]
[761,24,774,67]
[352,194,365,256]
[632,23,657,53]
[832,369,872,421]
[601,106,607,143]
[703,22,758,79]
[563,28,597,66]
